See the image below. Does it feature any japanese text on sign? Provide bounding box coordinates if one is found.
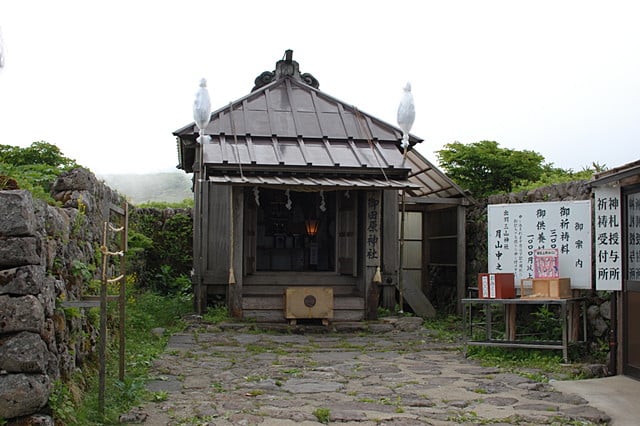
[365,192,381,266]
[627,192,640,283]
[488,201,591,288]
[594,186,622,290]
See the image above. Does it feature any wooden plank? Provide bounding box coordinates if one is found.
[205,185,231,283]
[401,278,436,318]
[61,300,100,308]
[109,203,125,215]
[83,295,119,302]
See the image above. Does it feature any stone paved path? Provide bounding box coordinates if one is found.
[124,318,610,425]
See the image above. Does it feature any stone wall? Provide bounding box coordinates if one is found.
[0,168,123,423]
[465,180,614,366]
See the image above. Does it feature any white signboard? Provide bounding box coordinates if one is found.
[488,200,592,288]
[594,186,622,290]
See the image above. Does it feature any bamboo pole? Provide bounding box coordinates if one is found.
[98,221,108,417]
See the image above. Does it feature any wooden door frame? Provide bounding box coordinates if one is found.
[623,185,640,379]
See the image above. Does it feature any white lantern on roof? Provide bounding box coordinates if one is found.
[397,82,415,149]
[0,26,5,69]
[193,78,211,142]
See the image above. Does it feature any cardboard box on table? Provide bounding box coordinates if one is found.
[520,277,572,299]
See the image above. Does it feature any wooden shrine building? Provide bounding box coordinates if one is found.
[174,51,470,322]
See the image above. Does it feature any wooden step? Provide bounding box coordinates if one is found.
[242,295,364,310]
[242,285,359,297]
[242,309,365,323]
[243,272,356,286]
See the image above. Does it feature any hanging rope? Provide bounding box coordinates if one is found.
[107,274,125,284]
[228,102,245,181]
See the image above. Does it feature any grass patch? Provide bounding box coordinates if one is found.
[202,304,231,324]
[466,346,579,381]
[422,315,463,343]
[62,288,192,424]
[313,407,331,424]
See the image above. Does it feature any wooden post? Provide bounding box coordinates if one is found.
[456,205,466,315]
[364,190,382,319]
[118,203,128,382]
[228,186,244,318]
[98,221,108,418]
[506,304,516,341]
[193,143,206,314]
[381,190,399,310]
[398,190,407,312]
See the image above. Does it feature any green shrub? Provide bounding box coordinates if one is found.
[313,407,331,424]
[0,141,80,204]
[128,208,192,294]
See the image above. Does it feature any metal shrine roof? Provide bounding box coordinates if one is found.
[174,51,468,200]
[208,175,418,191]
[589,159,640,187]
[403,148,470,200]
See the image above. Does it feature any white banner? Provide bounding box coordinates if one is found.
[488,200,592,288]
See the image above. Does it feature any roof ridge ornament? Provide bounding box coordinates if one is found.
[252,49,319,91]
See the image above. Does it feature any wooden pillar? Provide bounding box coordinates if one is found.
[192,144,207,314]
[228,186,244,318]
[456,204,466,315]
[364,190,382,320]
[381,190,399,310]
[616,293,623,375]
[506,304,516,340]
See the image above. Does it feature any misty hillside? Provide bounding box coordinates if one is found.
[100,172,192,205]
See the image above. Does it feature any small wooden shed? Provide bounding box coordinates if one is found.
[174,51,470,322]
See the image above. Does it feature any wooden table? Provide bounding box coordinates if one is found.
[461,297,586,363]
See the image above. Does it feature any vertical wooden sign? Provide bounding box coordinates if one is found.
[365,191,381,267]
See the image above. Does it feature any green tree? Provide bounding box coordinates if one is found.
[437,141,545,197]
[510,162,602,193]
[0,141,77,168]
